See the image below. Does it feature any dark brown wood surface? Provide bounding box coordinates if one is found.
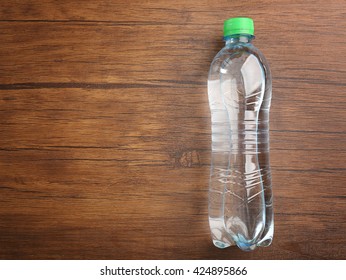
[0,0,345,260]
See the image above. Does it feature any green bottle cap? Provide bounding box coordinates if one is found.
[223,17,254,37]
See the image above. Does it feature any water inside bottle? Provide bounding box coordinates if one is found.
[208,51,273,251]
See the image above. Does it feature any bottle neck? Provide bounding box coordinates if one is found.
[224,34,254,45]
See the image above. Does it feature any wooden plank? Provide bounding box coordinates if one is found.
[0,88,344,138]
[0,0,345,27]
[0,167,344,259]
[0,0,345,259]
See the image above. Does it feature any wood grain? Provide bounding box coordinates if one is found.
[0,0,345,259]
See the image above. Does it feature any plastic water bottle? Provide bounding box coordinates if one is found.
[208,17,273,251]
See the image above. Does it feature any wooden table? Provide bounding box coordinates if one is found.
[0,0,345,260]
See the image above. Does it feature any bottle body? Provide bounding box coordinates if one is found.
[208,35,273,251]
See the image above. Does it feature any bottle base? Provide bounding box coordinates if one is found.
[211,229,273,251]
[212,238,271,251]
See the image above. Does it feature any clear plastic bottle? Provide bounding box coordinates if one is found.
[208,17,273,251]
